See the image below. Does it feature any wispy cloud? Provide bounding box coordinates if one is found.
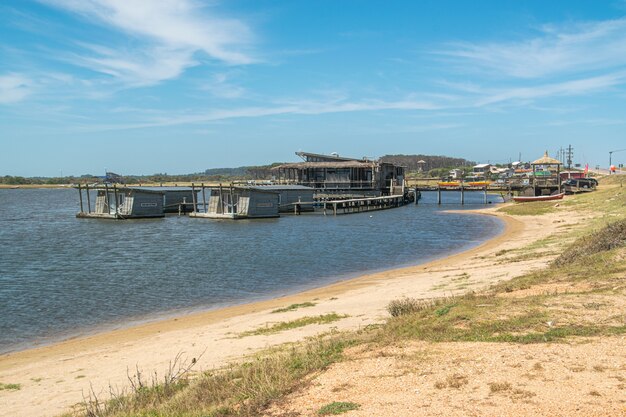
[200,72,246,99]
[0,73,33,103]
[40,0,255,86]
[438,18,626,79]
[473,72,626,106]
[72,97,441,131]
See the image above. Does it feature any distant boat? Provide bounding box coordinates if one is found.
[438,181,460,187]
[466,181,491,187]
[512,193,565,202]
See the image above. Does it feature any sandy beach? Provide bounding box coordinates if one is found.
[0,206,580,417]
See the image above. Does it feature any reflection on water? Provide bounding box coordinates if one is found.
[0,189,502,353]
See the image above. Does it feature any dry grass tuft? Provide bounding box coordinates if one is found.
[387,297,455,317]
[555,219,626,266]
[489,381,512,393]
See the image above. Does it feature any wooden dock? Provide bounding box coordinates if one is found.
[287,194,408,215]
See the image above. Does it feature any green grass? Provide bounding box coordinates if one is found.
[498,201,558,216]
[317,401,360,415]
[65,335,356,417]
[239,314,348,337]
[271,302,316,314]
[0,382,21,391]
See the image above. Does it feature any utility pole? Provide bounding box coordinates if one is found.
[609,148,626,174]
[562,145,573,179]
[566,145,573,170]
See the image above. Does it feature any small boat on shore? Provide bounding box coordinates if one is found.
[466,181,491,187]
[512,193,565,203]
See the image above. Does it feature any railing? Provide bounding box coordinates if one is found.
[275,179,380,189]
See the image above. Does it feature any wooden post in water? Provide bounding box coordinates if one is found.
[201,183,207,214]
[85,183,91,213]
[229,184,234,215]
[483,186,488,204]
[333,202,337,215]
[414,187,419,205]
[218,183,223,214]
[113,185,119,217]
[78,184,84,213]
[105,184,111,215]
[437,186,442,205]
[460,184,464,205]
[191,183,197,213]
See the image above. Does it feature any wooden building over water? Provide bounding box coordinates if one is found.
[189,185,281,219]
[76,185,197,219]
[273,151,406,197]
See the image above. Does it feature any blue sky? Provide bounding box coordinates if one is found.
[1,0,626,176]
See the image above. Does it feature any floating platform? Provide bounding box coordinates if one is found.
[75,185,197,219]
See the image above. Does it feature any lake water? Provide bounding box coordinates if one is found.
[0,188,503,353]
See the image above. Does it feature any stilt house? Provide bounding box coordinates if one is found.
[273,152,405,196]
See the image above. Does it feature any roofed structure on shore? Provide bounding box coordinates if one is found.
[273,151,406,196]
[528,151,562,196]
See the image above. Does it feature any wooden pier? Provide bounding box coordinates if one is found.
[413,185,504,205]
[285,194,408,215]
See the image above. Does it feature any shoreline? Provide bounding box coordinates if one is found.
[0,211,514,364]
[2,205,555,417]
[0,207,504,358]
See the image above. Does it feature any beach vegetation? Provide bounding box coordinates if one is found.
[239,314,348,337]
[497,201,557,216]
[387,297,444,317]
[554,218,626,266]
[317,401,360,415]
[489,381,512,393]
[67,335,356,417]
[271,302,316,314]
[0,382,21,390]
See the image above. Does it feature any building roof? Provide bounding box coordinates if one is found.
[295,151,361,162]
[248,185,314,191]
[474,163,491,168]
[532,151,562,165]
[129,186,196,192]
[273,161,376,169]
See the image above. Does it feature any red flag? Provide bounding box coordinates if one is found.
[584,163,588,176]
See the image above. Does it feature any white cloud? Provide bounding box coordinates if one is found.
[41,0,254,86]
[438,18,626,79]
[201,73,246,99]
[72,97,440,131]
[0,74,33,104]
[474,72,626,106]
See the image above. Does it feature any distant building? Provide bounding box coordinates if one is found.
[76,186,198,219]
[449,169,464,179]
[273,151,406,196]
[472,163,492,178]
[190,186,280,219]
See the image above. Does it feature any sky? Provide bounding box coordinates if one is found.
[1,0,626,176]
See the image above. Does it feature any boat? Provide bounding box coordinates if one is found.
[438,181,460,187]
[465,181,491,187]
[512,193,565,202]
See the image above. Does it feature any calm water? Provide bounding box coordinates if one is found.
[0,188,503,353]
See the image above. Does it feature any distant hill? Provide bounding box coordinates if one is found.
[380,154,475,172]
[204,167,248,177]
